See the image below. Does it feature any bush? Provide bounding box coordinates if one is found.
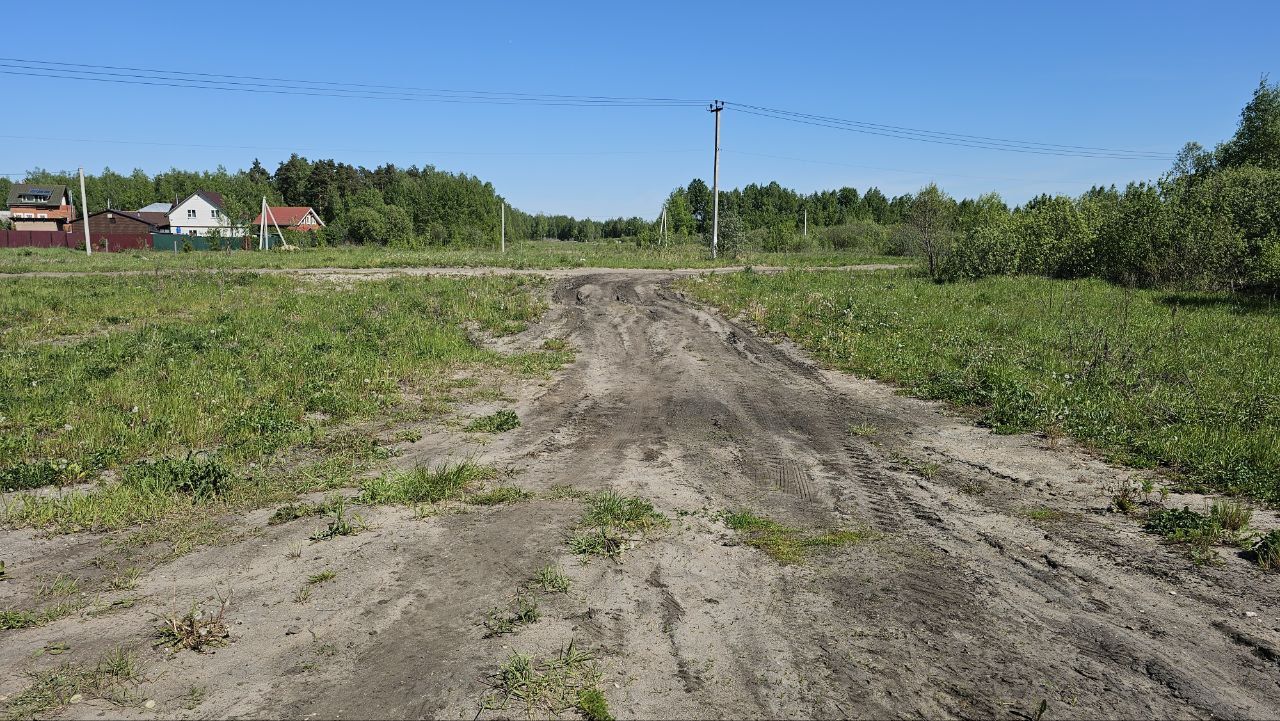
[121,455,233,502]
[345,206,387,245]
[818,220,890,253]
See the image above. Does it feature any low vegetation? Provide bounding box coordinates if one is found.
[531,565,571,594]
[722,510,869,564]
[484,642,610,720]
[1144,500,1259,565]
[0,273,565,542]
[155,596,230,652]
[357,461,497,505]
[2,645,143,720]
[464,410,521,434]
[686,270,1279,502]
[569,491,667,560]
[483,592,540,638]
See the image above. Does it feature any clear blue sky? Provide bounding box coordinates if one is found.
[3,1,1275,218]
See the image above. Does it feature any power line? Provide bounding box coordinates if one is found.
[727,104,1174,160]
[0,133,701,158]
[0,59,702,107]
[0,57,704,105]
[0,56,1177,161]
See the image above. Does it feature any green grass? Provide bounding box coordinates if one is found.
[307,570,336,584]
[483,592,541,637]
[685,270,1280,503]
[722,510,869,564]
[357,461,497,505]
[0,273,566,537]
[464,410,521,433]
[484,641,606,719]
[467,485,532,506]
[531,565,571,594]
[569,491,668,560]
[2,646,143,720]
[0,241,904,275]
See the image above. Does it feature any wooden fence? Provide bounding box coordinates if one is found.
[0,229,152,252]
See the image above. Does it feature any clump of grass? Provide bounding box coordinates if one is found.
[531,565,571,594]
[546,484,589,500]
[570,491,668,560]
[120,454,233,502]
[542,338,568,352]
[37,574,81,600]
[307,569,336,585]
[1024,507,1064,522]
[484,641,606,719]
[484,592,541,637]
[107,567,142,591]
[1247,530,1280,570]
[2,645,143,719]
[722,510,870,564]
[269,495,341,525]
[310,497,365,541]
[847,423,878,437]
[577,687,613,721]
[1209,499,1253,539]
[464,410,521,434]
[357,461,496,505]
[292,587,311,604]
[155,595,230,652]
[468,485,532,506]
[1144,506,1231,564]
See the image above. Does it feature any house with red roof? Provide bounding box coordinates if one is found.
[253,206,326,232]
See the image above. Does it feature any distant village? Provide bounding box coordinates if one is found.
[2,183,324,250]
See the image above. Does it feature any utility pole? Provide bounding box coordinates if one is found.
[708,100,724,259]
[660,204,667,246]
[78,167,91,255]
[803,208,808,238]
[500,202,506,253]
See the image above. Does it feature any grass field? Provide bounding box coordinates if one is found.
[0,272,567,534]
[684,270,1280,503]
[0,241,904,274]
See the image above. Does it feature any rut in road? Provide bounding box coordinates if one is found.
[429,271,1278,720]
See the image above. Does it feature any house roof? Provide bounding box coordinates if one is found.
[135,212,171,227]
[253,206,325,227]
[7,183,69,209]
[69,209,165,229]
[173,190,225,211]
[136,202,173,213]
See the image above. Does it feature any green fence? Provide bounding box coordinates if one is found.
[151,233,279,251]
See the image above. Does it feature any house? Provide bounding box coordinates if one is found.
[67,209,164,236]
[6,183,75,231]
[133,202,172,231]
[253,206,326,232]
[167,191,243,237]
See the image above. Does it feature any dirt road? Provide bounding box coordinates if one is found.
[3,270,1278,719]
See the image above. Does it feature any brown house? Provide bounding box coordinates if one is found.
[6,183,74,231]
[66,209,163,236]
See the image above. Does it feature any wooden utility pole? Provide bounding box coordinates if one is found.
[708,100,724,259]
[660,204,667,246]
[803,208,808,238]
[78,167,91,255]
[500,202,506,253]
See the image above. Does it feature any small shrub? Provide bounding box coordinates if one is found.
[464,410,521,434]
[155,596,230,652]
[121,454,233,502]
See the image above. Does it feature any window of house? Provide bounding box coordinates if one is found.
[211,209,220,218]
[187,209,197,219]
[36,213,47,219]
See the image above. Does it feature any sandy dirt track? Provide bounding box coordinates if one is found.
[2,270,1278,720]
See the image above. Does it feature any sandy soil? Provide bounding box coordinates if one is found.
[2,270,1278,720]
